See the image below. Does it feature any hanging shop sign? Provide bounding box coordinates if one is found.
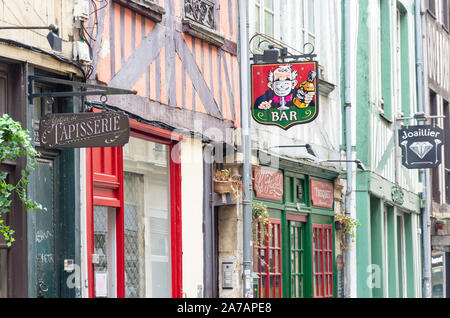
[398,125,443,169]
[253,168,283,201]
[39,112,130,149]
[310,179,334,209]
[251,61,319,130]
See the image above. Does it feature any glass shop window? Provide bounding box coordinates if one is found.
[123,136,171,298]
[253,217,282,298]
[312,224,333,298]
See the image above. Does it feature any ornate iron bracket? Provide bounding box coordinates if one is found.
[28,75,137,105]
[249,33,317,64]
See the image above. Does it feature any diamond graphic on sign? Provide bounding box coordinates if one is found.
[409,141,433,159]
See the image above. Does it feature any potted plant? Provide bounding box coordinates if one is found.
[335,213,360,250]
[213,169,244,202]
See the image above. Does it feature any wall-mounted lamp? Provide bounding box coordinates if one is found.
[321,159,367,171]
[270,144,317,157]
[0,24,62,51]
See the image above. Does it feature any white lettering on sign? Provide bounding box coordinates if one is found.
[271,111,298,122]
[54,115,122,146]
[310,179,334,209]
[313,187,332,200]
[253,168,283,201]
[401,128,441,140]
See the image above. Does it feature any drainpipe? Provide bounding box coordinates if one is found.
[343,0,353,298]
[238,0,253,298]
[415,0,431,298]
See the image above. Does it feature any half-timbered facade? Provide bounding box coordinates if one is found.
[82,0,241,298]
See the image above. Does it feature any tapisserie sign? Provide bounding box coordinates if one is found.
[39,112,130,149]
[251,61,319,130]
[398,125,443,169]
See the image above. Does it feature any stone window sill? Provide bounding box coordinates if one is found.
[182,18,225,48]
[318,78,336,97]
[115,0,165,22]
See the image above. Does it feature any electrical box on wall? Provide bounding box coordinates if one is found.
[222,262,233,289]
[74,0,90,22]
[73,40,91,63]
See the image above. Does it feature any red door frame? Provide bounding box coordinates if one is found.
[86,117,183,298]
[312,223,333,298]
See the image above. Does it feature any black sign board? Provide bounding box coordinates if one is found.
[398,125,443,169]
[39,112,130,149]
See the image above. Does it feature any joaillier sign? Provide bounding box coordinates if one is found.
[39,112,130,149]
[398,125,443,169]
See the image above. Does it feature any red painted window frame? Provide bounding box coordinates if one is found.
[253,218,282,298]
[312,224,333,298]
[86,116,183,298]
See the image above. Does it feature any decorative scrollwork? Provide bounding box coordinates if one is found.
[184,0,215,29]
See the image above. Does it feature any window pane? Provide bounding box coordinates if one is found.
[93,206,109,298]
[123,137,170,298]
[264,12,274,37]
[255,4,261,33]
[307,0,314,32]
[124,172,145,298]
[265,0,274,10]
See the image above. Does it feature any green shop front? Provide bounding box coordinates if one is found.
[252,156,340,298]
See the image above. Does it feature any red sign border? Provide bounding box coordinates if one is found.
[253,168,284,202]
[310,178,334,209]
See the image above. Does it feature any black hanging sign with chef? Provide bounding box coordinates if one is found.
[398,125,443,169]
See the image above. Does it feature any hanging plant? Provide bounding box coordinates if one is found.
[213,169,244,202]
[335,213,360,250]
[0,114,45,246]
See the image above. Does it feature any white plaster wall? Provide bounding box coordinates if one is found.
[0,0,76,58]
[249,0,344,168]
[180,137,204,297]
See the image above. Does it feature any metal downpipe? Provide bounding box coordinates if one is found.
[344,0,353,298]
[415,0,432,298]
[238,0,253,298]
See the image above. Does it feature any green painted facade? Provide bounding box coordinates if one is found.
[353,0,422,298]
[253,155,339,298]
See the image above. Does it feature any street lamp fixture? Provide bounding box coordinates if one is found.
[0,24,62,51]
[321,159,367,171]
[270,144,318,157]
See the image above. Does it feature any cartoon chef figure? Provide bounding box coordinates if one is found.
[255,64,315,111]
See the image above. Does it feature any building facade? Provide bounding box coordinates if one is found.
[81,0,241,298]
[353,0,423,297]
[0,0,84,297]
[247,0,345,298]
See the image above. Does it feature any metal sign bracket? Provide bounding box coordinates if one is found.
[28,75,136,105]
